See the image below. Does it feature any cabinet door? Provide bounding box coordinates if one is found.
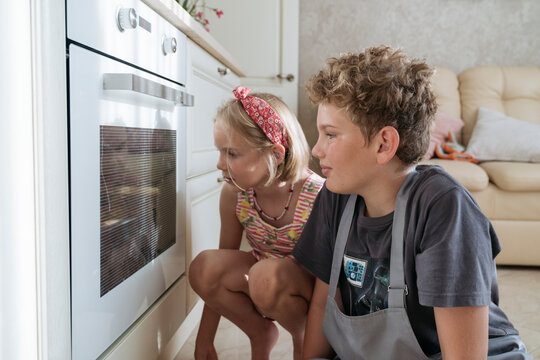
[185,170,223,312]
[205,0,299,113]
[186,41,239,178]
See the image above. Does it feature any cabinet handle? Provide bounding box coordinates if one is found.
[277,73,295,82]
[217,67,229,76]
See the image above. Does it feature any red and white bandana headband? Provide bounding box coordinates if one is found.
[232,86,288,150]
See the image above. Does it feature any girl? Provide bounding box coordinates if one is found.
[189,86,325,360]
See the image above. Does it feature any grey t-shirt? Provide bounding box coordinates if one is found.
[293,165,517,356]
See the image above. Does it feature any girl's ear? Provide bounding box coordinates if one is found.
[375,126,400,165]
[271,143,286,165]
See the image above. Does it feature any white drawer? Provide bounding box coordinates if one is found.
[187,169,223,201]
[186,169,222,259]
[189,40,239,89]
[185,66,225,177]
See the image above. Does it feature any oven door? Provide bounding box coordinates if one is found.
[69,44,187,359]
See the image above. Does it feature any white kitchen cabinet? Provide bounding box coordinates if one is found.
[186,39,240,178]
[185,39,240,313]
[185,170,223,312]
[204,0,299,114]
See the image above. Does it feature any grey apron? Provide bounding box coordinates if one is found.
[318,171,532,360]
[321,170,428,360]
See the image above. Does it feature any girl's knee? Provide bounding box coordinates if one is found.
[189,250,221,294]
[248,259,287,309]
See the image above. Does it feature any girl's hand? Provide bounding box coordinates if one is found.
[194,340,218,360]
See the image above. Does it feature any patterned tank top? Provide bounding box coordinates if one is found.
[236,170,325,260]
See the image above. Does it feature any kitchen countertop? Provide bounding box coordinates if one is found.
[142,0,246,77]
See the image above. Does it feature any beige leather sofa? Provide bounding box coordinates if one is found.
[424,66,540,266]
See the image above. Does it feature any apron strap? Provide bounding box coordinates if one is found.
[328,194,357,298]
[388,170,418,308]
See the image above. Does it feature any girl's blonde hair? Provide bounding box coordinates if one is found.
[216,93,310,185]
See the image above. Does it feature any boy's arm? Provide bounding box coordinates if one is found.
[433,305,489,360]
[302,278,334,360]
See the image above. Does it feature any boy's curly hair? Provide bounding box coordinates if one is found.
[305,45,438,165]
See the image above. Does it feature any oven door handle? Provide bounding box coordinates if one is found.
[103,73,194,106]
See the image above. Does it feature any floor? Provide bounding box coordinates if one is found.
[175,266,540,359]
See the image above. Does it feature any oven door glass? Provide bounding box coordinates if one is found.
[100,125,177,296]
[69,44,186,360]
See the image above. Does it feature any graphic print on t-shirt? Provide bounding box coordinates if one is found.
[342,255,390,315]
[343,254,367,287]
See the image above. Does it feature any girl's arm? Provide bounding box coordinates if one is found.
[302,278,334,360]
[434,305,489,360]
[194,184,244,359]
[217,183,244,249]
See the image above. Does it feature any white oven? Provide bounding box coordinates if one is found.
[67,1,192,358]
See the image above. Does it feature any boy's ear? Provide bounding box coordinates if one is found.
[271,143,286,165]
[375,126,400,165]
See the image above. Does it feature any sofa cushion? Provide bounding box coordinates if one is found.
[458,66,540,146]
[470,184,540,221]
[491,220,540,266]
[465,108,540,162]
[422,159,489,191]
[480,162,540,192]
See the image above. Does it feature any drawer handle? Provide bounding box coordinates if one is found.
[217,67,229,76]
[277,73,295,82]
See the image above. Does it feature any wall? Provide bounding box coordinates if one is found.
[298,0,540,166]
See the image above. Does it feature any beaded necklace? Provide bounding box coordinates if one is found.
[253,182,295,222]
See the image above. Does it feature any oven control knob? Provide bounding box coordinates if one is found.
[117,8,138,31]
[162,37,177,55]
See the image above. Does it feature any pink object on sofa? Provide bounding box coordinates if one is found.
[424,112,464,159]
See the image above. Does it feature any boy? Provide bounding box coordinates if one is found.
[293,46,530,359]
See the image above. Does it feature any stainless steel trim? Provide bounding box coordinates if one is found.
[103,73,194,106]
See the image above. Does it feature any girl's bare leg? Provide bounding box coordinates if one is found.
[248,258,315,360]
[189,249,279,360]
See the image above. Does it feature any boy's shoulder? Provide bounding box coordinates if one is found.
[413,164,465,194]
[411,164,476,208]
